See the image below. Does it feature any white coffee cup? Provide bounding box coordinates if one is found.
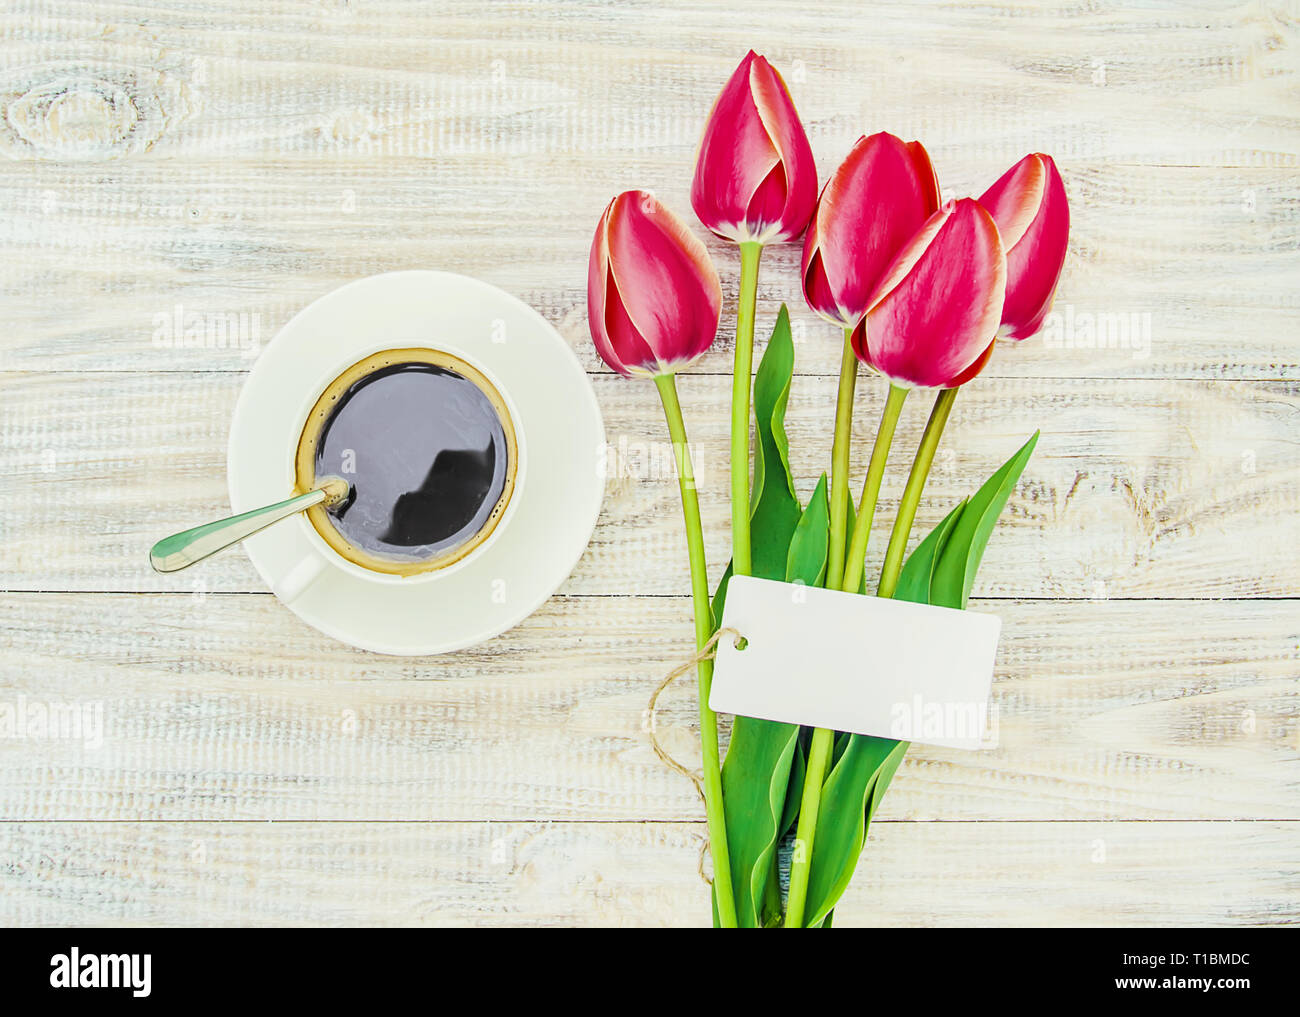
[269,341,527,603]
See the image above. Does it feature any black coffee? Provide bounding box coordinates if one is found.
[312,362,510,564]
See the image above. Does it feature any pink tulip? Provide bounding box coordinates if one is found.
[691,51,817,245]
[588,190,722,378]
[943,339,996,388]
[979,153,1069,340]
[852,198,1006,389]
[802,133,941,329]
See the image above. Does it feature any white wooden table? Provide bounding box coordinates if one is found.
[1,0,1296,926]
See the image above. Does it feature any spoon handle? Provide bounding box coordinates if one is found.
[150,488,329,573]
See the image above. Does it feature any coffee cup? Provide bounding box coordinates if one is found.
[272,343,526,602]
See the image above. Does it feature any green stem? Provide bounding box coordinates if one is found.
[825,329,859,591]
[730,241,763,577]
[785,383,910,928]
[654,372,739,930]
[841,384,909,596]
[786,387,960,928]
[877,387,958,599]
[784,726,832,927]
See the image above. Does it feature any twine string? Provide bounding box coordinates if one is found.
[646,626,745,804]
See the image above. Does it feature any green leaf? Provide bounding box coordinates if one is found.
[762,854,784,927]
[715,308,808,927]
[931,431,1038,609]
[719,477,827,926]
[802,734,908,928]
[713,305,804,615]
[798,433,1039,927]
[749,305,801,581]
[742,475,832,924]
[711,560,733,624]
[779,733,807,839]
[786,473,830,588]
[792,504,963,927]
[893,499,967,606]
[832,729,851,766]
[720,716,799,926]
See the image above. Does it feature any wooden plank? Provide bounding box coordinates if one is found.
[1,593,1295,822]
[0,1,1292,167]
[1,161,1294,379]
[1,372,1295,597]
[1,819,1295,926]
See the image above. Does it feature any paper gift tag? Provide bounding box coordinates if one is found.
[709,576,1001,750]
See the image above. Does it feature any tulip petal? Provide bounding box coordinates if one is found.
[587,201,624,376]
[808,133,940,327]
[860,198,1007,388]
[862,198,954,316]
[847,317,878,373]
[747,57,817,241]
[943,337,996,388]
[905,140,942,214]
[745,160,789,234]
[601,271,659,377]
[587,201,652,376]
[691,53,780,242]
[980,154,1046,251]
[801,243,840,325]
[606,191,722,372]
[997,156,1070,340]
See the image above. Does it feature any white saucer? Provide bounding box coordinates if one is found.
[227,270,605,655]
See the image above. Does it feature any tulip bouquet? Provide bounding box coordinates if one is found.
[588,52,1069,927]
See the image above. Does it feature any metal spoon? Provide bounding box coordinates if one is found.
[149,476,350,574]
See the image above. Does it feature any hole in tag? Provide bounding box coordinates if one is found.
[734,635,748,651]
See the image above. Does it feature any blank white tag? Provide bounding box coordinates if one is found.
[709,576,1001,750]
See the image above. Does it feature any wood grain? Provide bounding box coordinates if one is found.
[0,593,1296,823]
[1,2,1296,380]
[2,820,1295,927]
[1,162,1295,380]
[0,0,1296,926]
[1,1,1292,167]
[1,372,1295,597]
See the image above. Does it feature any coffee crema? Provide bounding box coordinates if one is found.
[293,348,517,576]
